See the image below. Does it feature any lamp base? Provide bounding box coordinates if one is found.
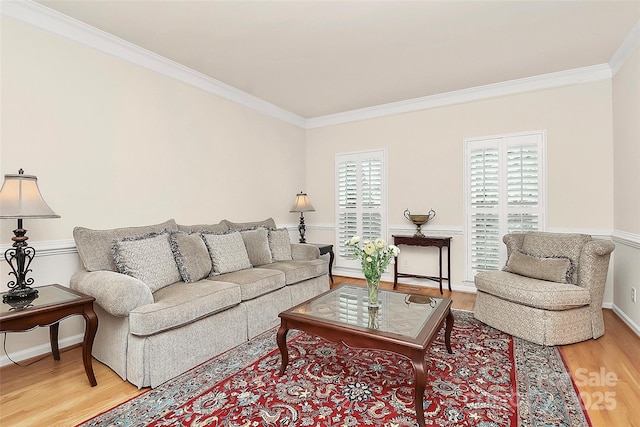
[3,286,38,303]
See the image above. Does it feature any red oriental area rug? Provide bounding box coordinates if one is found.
[77,310,591,427]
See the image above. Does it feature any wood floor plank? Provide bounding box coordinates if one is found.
[0,276,638,427]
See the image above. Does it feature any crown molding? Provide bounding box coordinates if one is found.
[0,0,307,129]
[305,64,612,129]
[609,20,640,76]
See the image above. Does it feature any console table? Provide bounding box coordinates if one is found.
[393,235,452,294]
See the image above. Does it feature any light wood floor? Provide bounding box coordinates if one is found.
[0,276,638,427]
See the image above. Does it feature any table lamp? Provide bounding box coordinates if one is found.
[289,191,315,243]
[0,169,60,302]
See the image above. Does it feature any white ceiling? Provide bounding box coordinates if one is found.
[36,1,640,119]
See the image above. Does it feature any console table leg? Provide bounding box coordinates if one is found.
[438,246,443,294]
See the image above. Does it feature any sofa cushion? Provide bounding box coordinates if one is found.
[225,217,277,231]
[260,260,327,285]
[112,232,182,293]
[269,228,293,261]
[202,231,252,274]
[215,268,285,301]
[170,232,212,283]
[128,280,241,336]
[503,250,572,284]
[73,219,178,272]
[177,221,228,234]
[475,270,591,311]
[241,228,273,266]
[521,232,591,284]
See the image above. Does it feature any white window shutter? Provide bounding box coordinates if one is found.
[465,132,545,281]
[335,150,387,268]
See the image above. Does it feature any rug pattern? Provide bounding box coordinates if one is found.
[78,310,590,427]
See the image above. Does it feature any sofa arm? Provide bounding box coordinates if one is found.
[70,270,153,317]
[291,243,320,261]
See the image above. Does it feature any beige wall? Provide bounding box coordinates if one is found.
[1,18,306,244]
[612,44,640,327]
[0,18,306,360]
[306,82,615,285]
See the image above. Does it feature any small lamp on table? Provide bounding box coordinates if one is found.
[0,169,60,303]
[289,191,315,243]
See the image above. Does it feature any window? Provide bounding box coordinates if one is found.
[335,149,387,269]
[464,131,545,281]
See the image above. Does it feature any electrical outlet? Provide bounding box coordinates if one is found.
[632,287,637,303]
[403,259,409,268]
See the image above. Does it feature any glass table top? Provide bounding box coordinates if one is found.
[289,285,443,339]
[1,285,81,314]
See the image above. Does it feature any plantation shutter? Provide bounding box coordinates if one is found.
[465,132,545,281]
[336,150,387,269]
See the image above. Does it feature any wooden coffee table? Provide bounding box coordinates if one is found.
[277,284,453,427]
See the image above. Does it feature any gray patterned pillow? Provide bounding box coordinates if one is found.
[112,232,182,292]
[268,228,292,262]
[202,231,252,274]
[504,250,572,284]
[241,228,273,266]
[169,232,212,283]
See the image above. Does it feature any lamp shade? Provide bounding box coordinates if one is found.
[289,192,315,213]
[0,172,60,219]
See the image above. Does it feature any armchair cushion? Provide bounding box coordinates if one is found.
[503,250,572,283]
[475,270,591,311]
[112,232,182,293]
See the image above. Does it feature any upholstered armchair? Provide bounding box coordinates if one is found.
[474,232,614,346]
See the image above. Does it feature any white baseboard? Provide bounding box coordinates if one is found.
[611,304,640,337]
[0,333,84,367]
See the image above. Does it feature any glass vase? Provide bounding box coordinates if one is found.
[366,277,380,307]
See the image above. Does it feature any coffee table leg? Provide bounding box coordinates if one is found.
[49,323,61,361]
[276,322,289,376]
[445,309,454,354]
[82,305,98,386]
[411,351,428,427]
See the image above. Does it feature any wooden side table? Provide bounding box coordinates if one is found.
[309,243,334,283]
[393,235,452,294]
[0,284,98,386]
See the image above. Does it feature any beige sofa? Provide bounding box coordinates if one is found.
[474,232,614,346]
[70,218,329,388]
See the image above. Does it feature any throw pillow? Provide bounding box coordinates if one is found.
[74,219,178,272]
[241,228,273,266]
[112,232,182,292]
[268,228,293,262]
[202,231,252,274]
[503,250,572,283]
[169,232,212,283]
